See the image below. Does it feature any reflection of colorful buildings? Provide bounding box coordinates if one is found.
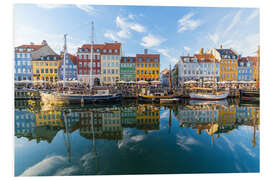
[102,109,122,140]
[35,110,63,128]
[15,109,36,140]
[121,106,137,128]
[136,104,160,130]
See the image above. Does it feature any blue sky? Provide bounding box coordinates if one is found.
[14,4,259,70]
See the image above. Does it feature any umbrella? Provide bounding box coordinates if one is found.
[117,80,126,83]
[137,80,148,84]
[129,81,135,83]
[151,80,160,84]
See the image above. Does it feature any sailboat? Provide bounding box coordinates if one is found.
[189,55,229,100]
[41,22,122,105]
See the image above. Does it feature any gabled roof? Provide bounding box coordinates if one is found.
[216,48,238,57]
[15,44,46,53]
[194,54,216,63]
[60,53,77,65]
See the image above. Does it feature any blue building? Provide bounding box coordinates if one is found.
[59,53,78,81]
[236,106,251,124]
[237,57,253,81]
[15,40,58,82]
[14,44,42,81]
[14,109,36,140]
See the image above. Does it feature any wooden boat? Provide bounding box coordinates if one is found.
[189,87,229,100]
[160,98,179,104]
[40,90,122,105]
[240,89,259,102]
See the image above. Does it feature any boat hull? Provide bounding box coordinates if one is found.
[40,92,122,105]
[189,92,229,100]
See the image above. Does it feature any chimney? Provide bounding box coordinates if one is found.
[41,40,48,46]
[114,41,118,43]
[199,48,204,55]
[30,42,34,45]
[144,49,148,54]
[220,44,223,49]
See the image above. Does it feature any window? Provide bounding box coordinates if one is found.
[137,64,139,67]
[139,57,143,62]
[54,69,57,73]
[146,58,151,62]
[154,58,158,62]
[137,70,140,74]
[149,64,151,68]
[41,69,44,73]
[141,70,143,74]
[103,49,107,53]
[145,64,147,67]
[103,69,106,74]
[109,49,112,53]
[141,64,144,67]
[145,70,147,74]
[156,70,159,74]
[45,69,48,73]
[114,49,118,53]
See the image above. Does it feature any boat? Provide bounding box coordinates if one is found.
[160,98,179,104]
[40,89,122,105]
[240,89,259,103]
[138,87,178,103]
[188,54,229,100]
[189,87,229,100]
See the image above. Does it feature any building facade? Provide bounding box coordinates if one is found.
[15,40,57,82]
[32,55,61,83]
[120,56,136,82]
[237,57,253,81]
[210,46,238,82]
[77,44,103,86]
[247,56,259,82]
[101,42,122,85]
[136,50,160,82]
[59,53,78,81]
[161,69,170,87]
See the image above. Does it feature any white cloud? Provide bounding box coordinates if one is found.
[208,33,219,45]
[224,10,242,34]
[75,5,96,15]
[130,135,145,142]
[36,4,66,9]
[14,25,83,54]
[156,48,178,64]
[104,31,119,41]
[20,155,68,176]
[176,134,200,151]
[246,9,259,23]
[128,14,135,20]
[239,142,256,158]
[184,46,191,51]
[130,24,146,33]
[54,166,79,176]
[177,12,202,33]
[140,34,165,48]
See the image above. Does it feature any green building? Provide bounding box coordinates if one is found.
[120,56,136,82]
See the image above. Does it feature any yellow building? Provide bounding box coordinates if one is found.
[218,105,237,129]
[136,104,160,130]
[35,110,63,128]
[210,46,238,82]
[32,55,61,83]
[136,50,160,82]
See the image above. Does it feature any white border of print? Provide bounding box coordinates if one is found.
[1,0,269,180]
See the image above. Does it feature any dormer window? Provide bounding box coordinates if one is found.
[103,49,107,53]
[54,56,57,60]
[139,57,143,62]
[124,57,127,62]
[193,58,197,63]
[114,49,118,53]
[146,58,151,62]
[47,56,50,60]
[130,58,134,62]
[154,58,158,62]
[19,48,23,52]
[109,49,112,53]
[79,48,83,52]
[97,48,100,53]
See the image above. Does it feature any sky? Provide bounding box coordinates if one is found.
[14,4,259,70]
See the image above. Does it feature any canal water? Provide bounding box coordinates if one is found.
[14,99,259,176]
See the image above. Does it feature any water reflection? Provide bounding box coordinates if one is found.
[14,99,260,175]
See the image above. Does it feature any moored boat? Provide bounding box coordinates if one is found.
[40,89,122,105]
[189,87,229,100]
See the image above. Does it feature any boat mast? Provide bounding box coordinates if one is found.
[213,56,216,91]
[89,21,94,89]
[169,64,172,90]
[63,34,67,88]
